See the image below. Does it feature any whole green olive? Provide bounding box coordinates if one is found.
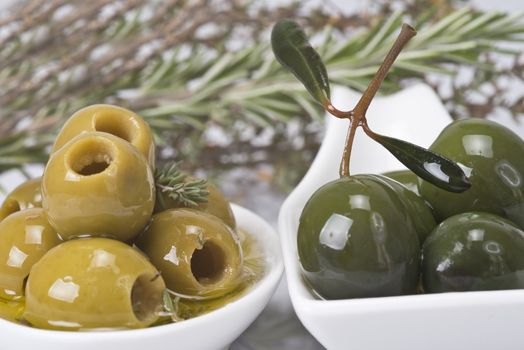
[136,209,242,299]
[297,174,420,299]
[156,182,236,229]
[42,132,155,241]
[24,238,165,331]
[380,174,436,244]
[0,208,61,300]
[419,119,524,226]
[422,212,524,293]
[382,169,419,194]
[0,178,42,222]
[52,104,156,167]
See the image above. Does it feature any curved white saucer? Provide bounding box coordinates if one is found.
[278,84,524,350]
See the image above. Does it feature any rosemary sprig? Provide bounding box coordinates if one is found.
[162,289,183,323]
[154,162,209,210]
[1,1,523,187]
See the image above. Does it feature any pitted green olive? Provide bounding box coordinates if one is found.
[42,132,155,241]
[0,208,61,300]
[0,178,42,222]
[52,104,156,167]
[24,238,165,331]
[136,209,242,298]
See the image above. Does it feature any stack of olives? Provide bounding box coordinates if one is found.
[0,104,247,330]
[270,20,524,300]
[299,118,524,299]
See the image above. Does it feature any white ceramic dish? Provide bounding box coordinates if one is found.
[0,204,283,350]
[279,84,524,350]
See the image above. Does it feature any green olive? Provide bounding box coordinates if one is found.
[0,208,61,300]
[156,182,236,229]
[42,132,155,241]
[419,119,524,226]
[52,104,156,167]
[422,212,524,293]
[297,174,420,299]
[382,170,419,194]
[136,209,243,298]
[0,178,42,222]
[24,238,165,331]
[0,299,24,323]
[379,174,436,244]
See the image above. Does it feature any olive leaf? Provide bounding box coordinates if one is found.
[271,19,330,107]
[369,133,471,192]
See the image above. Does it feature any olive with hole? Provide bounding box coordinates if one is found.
[52,104,156,167]
[42,132,155,241]
[382,169,419,194]
[419,119,524,227]
[156,182,236,230]
[422,212,524,293]
[0,178,42,222]
[0,208,61,300]
[136,209,242,298]
[297,174,420,299]
[24,238,165,330]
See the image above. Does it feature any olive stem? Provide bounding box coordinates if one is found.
[338,23,416,178]
[326,103,352,119]
[361,120,379,140]
[352,24,416,119]
[339,120,358,176]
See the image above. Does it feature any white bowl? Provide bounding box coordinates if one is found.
[278,84,524,350]
[0,204,283,350]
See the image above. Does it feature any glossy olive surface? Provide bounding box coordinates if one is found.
[156,182,236,229]
[52,104,156,167]
[0,208,61,300]
[422,212,524,293]
[42,132,155,241]
[380,174,436,244]
[24,238,165,331]
[382,170,419,194]
[0,178,42,222]
[419,119,524,226]
[297,174,420,299]
[136,209,243,298]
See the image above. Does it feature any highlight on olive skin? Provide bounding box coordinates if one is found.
[42,132,155,242]
[24,238,166,331]
[0,178,42,222]
[419,119,524,228]
[422,212,524,293]
[271,19,483,301]
[0,99,266,331]
[136,209,243,299]
[0,208,61,301]
[52,104,156,168]
[297,175,421,299]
